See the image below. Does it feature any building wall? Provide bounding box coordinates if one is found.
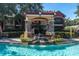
[1,14,65,38]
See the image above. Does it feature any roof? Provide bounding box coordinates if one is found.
[55,11,66,17]
[24,11,66,17]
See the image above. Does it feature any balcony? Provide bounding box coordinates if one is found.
[54,24,63,26]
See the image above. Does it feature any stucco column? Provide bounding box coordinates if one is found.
[52,19,55,38]
[52,16,55,38]
[47,16,55,39]
[47,16,54,34]
[24,16,28,38]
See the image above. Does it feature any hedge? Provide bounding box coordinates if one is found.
[55,31,75,38]
[2,31,24,38]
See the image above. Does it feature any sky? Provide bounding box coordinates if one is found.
[42,3,78,20]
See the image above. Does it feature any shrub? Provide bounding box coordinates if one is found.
[54,38,63,44]
[20,37,32,43]
[21,38,27,42]
[55,31,75,38]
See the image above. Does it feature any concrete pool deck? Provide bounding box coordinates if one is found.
[0,38,79,44]
[72,38,79,41]
[0,38,21,43]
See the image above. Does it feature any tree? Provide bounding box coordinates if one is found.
[75,4,79,17]
[14,3,43,27]
[18,3,43,13]
[0,3,43,21]
[73,18,79,25]
[0,3,17,21]
[65,18,72,26]
[0,4,17,15]
[65,17,79,26]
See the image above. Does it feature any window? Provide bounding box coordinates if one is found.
[15,19,24,31]
[54,26,63,31]
[4,18,15,31]
[54,18,64,24]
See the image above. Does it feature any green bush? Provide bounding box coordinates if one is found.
[21,38,27,42]
[21,38,32,42]
[55,31,75,38]
[54,38,63,44]
[64,26,76,31]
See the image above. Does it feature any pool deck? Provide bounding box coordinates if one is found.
[0,38,79,44]
[72,38,79,41]
[0,38,22,44]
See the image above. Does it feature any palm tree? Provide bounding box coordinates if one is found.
[75,4,79,17]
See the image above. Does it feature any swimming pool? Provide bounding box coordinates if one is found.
[0,43,79,56]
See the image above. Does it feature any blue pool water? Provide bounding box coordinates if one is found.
[0,43,79,56]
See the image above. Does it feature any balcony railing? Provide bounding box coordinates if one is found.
[54,24,63,26]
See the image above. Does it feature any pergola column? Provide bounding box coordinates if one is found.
[24,16,28,38]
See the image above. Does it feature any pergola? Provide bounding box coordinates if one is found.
[23,11,65,38]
